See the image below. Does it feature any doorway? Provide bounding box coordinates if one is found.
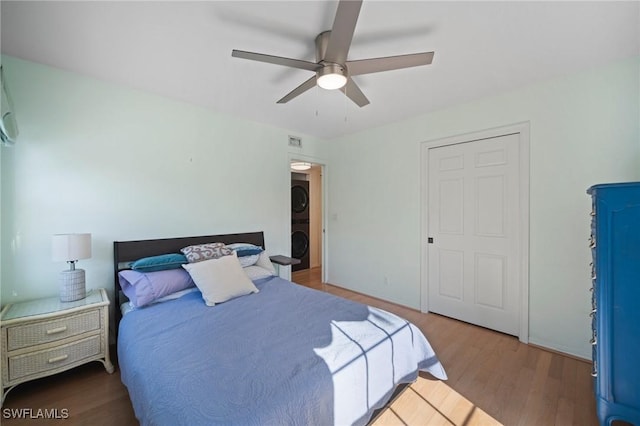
[421,123,530,343]
[290,159,324,280]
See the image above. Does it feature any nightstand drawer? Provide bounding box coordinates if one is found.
[6,309,100,351]
[8,335,101,381]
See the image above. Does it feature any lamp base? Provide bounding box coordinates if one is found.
[59,269,86,302]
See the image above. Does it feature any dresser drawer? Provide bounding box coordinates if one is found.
[6,309,101,351]
[8,335,101,381]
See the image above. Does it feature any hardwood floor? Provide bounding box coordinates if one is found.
[1,267,598,425]
[292,268,598,426]
[1,361,135,426]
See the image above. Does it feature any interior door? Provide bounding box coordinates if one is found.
[427,133,520,336]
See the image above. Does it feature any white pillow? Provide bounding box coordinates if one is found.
[238,254,260,268]
[182,252,259,306]
[244,265,276,280]
[254,252,276,275]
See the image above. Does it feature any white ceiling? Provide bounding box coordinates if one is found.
[1,1,639,139]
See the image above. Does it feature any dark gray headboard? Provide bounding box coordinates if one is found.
[113,231,265,327]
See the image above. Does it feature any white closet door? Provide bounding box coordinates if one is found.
[427,133,521,336]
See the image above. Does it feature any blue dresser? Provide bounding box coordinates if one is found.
[587,182,640,426]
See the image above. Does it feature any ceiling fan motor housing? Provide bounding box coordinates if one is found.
[315,31,348,90]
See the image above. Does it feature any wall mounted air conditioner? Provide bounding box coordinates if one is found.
[1,66,19,146]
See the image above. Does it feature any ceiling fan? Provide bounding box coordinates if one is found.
[231,0,434,107]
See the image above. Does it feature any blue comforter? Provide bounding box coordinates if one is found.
[118,276,446,426]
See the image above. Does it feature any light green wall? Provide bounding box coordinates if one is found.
[2,53,638,360]
[325,58,640,359]
[0,55,326,310]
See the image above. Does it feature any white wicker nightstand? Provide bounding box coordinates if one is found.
[0,288,114,405]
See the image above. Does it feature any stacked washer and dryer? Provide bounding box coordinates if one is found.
[291,179,310,271]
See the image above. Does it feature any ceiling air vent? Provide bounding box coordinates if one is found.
[288,136,302,148]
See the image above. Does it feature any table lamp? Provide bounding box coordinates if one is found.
[52,233,92,302]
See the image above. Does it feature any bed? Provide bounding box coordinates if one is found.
[114,232,447,426]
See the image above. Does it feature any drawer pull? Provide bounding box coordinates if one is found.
[590,337,597,345]
[589,309,597,317]
[47,354,69,364]
[591,370,598,378]
[46,326,68,335]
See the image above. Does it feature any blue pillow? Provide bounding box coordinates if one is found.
[226,243,264,258]
[131,253,187,272]
[235,248,263,257]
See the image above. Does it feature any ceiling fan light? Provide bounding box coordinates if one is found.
[317,64,347,90]
[317,73,347,90]
[291,162,312,171]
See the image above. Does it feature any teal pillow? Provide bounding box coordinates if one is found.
[131,253,187,272]
[226,243,264,257]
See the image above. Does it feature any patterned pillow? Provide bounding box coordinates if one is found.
[180,243,233,263]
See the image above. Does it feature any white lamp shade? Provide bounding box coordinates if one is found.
[52,233,92,262]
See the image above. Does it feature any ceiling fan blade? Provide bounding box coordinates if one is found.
[232,50,321,72]
[277,76,317,104]
[324,0,363,64]
[347,52,434,76]
[340,78,369,107]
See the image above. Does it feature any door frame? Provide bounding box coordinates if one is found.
[288,153,328,283]
[420,122,530,343]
